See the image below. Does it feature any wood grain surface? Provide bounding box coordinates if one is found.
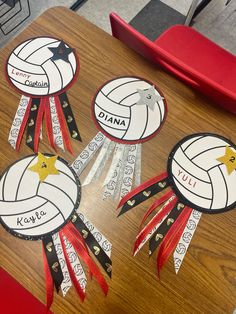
[0,6,235,314]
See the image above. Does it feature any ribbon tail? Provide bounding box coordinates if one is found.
[117,172,169,216]
[157,207,192,277]
[72,213,112,278]
[42,243,54,313]
[71,132,105,176]
[54,95,73,154]
[49,97,65,151]
[33,98,45,153]
[59,232,86,301]
[58,92,82,142]
[62,222,108,295]
[173,210,202,274]
[25,98,40,151]
[134,144,142,187]
[133,196,177,256]
[45,98,56,150]
[140,190,175,228]
[8,95,31,150]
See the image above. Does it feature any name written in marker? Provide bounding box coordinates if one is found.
[177,169,197,188]
[17,210,47,227]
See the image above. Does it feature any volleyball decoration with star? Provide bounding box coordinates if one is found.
[72,76,167,200]
[6,36,82,153]
[117,133,236,275]
[0,153,112,310]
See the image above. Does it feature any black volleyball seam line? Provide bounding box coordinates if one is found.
[58,170,76,183]
[0,200,48,217]
[13,212,61,231]
[106,78,141,97]
[173,158,211,184]
[38,195,66,221]
[121,107,131,139]
[67,58,75,76]
[180,147,206,172]
[15,156,37,201]
[36,181,41,195]
[172,174,212,200]
[39,181,75,207]
[190,145,228,161]
[13,52,44,67]
[218,165,229,208]
[95,102,130,119]
[182,135,206,152]
[25,39,59,61]
[16,38,34,56]
[50,59,63,91]
[208,172,214,209]
[97,118,127,132]
[140,105,149,140]
[1,195,38,203]
[8,62,46,76]
[1,170,9,201]
[207,163,223,172]
[9,76,48,89]
[119,91,138,104]
[41,63,50,95]
[99,90,129,108]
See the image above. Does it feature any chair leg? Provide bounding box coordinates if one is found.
[184,0,200,25]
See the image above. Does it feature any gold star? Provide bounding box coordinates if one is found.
[217,146,236,175]
[28,153,59,181]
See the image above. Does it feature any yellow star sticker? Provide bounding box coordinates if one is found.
[216,146,236,175]
[28,153,59,181]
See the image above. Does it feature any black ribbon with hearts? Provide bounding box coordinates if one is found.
[25,98,41,151]
[72,213,112,277]
[42,235,64,293]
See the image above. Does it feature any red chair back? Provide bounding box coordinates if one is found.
[110,12,236,114]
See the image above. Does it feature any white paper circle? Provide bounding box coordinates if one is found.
[92,76,167,143]
[168,133,236,213]
[0,155,80,240]
[6,37,77,96]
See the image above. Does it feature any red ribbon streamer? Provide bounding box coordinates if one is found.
[44,98,56,150]
[62,222,108,295]
[117,172,168,209]
[59,232,85,301]
[34,98,46,153]
[42,243,54,313]
[157,206,192,277]
[16,97,32,151]
[133,196,177,256]
[54,95,73,154]
[139,190,175,229]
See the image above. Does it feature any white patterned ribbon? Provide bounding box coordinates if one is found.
[63,236,87,292]
[120,144,139,200]
[102,143,125,200]
[134,144,142,186]
[83,138,115,186]
[49,97,65,151]
[52,233,72,296]
[8,95,30,149]
[71,132,105,176]
[173,209,202,274]
[77,212,112,258]
[134,196,175,256]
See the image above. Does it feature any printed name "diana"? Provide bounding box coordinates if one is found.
[98,111,126,126]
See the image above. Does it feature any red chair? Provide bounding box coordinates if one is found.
[110,12,236,114]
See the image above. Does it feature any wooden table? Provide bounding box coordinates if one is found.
[0,7,235,314]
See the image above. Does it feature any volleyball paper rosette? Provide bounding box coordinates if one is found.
[72,76,167,200]
[117,133,236,275]
[0,153,112,310]
[7,36,82,153]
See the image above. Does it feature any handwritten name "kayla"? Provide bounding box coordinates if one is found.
[177,169,197,188]
[17,210,47,227]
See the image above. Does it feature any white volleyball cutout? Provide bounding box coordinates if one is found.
[6,36,78,96]
[168,133,236,213]
[92,76,167,143]
[0,154,81,240]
